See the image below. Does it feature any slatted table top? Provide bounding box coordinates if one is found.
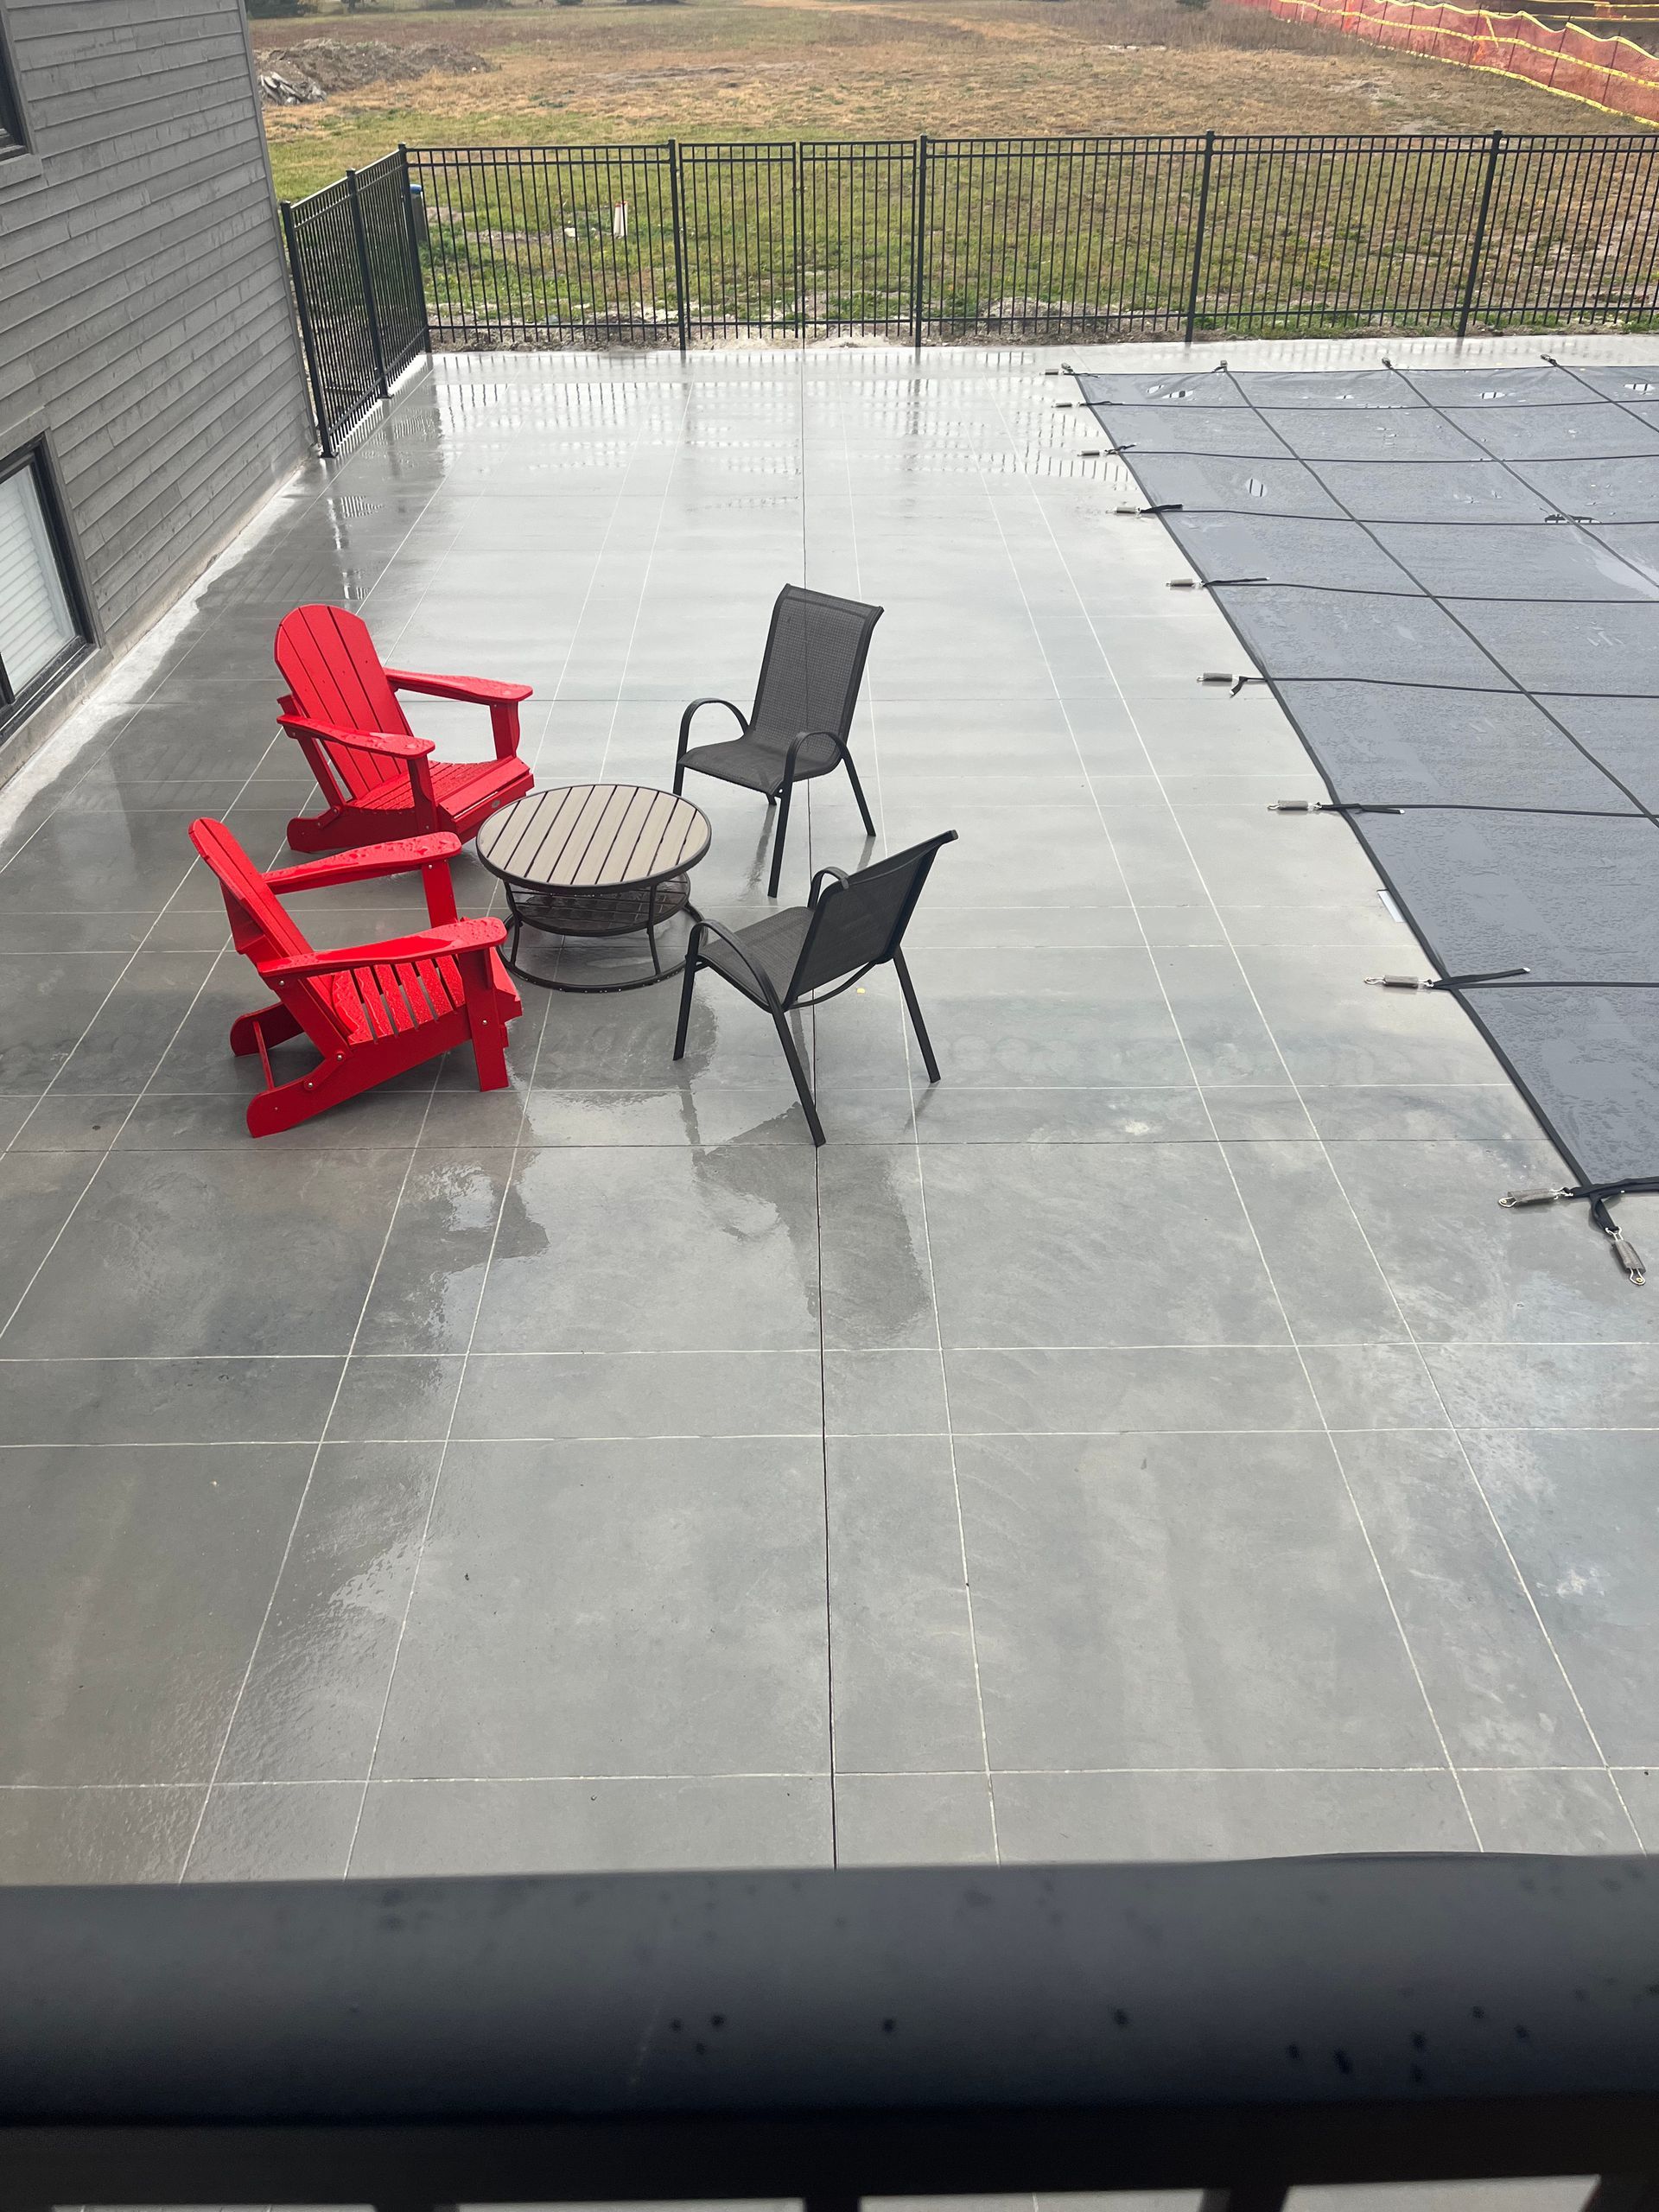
[476,784,711,892]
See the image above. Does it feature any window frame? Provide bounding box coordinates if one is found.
[0,5,28,158]
[0,441,93,741]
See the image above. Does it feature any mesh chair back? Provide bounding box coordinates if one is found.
[747,586,881,757]
[786,832,957,1002]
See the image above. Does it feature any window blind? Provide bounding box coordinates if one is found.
[0,465,78,696]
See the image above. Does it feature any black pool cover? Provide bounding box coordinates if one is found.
[1077,359,1659,1223]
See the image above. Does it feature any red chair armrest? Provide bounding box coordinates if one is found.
[257,917,506,984]
[265,834,461,893]
[277,715,435,760]
[385,670,531,762]
[385,669,533,706]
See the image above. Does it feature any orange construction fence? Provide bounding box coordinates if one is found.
[1225,0,1659,122]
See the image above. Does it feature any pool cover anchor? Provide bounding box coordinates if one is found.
[1499,1177,1656,1285]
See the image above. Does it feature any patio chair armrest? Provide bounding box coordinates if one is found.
[809,864,850,907]
[257,917,507,984]
[264,834,462,893]
[677,696,748,759]
[385,669,532,760]
[277,715,435,761]
[782,728,846,781]
[688,915,787,1012]
[385,669,533,707]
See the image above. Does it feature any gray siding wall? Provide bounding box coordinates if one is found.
[0,0,312,751]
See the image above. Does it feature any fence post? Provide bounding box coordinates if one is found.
[794,142,806,340]
[668,140,690,356]
[911,135,929,350]
[281,199,335,460]
[1457,130,1503,339]
[1184,131,1215,346]
[397,143,432,357]
[345,165,390,400]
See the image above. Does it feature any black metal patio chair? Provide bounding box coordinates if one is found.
[671,585,882,899]
[672,831,957,1146]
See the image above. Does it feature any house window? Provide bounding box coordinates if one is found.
[0,449,89,734]
[0,10,24,156]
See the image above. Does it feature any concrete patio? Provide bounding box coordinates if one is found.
[1,334,1656,1886]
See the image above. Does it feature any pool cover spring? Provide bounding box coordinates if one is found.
[1077,359,1659,1205]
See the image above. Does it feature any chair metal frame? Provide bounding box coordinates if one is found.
[671,584,882,899]
[673,832,957,1146]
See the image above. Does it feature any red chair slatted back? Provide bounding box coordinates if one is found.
[275,605,413,803]
[189,818,314,969]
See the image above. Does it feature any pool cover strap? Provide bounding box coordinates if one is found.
[1365,965,1531,989]
[1077,359,1659,1221]
[1500,1177,1656,1282]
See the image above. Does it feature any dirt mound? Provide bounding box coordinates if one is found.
[257,37,493,105]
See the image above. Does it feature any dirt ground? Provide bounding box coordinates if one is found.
[257,0,1647,199]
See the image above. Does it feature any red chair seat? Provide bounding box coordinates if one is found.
[350,755,532,829]
[316,947,518,1046]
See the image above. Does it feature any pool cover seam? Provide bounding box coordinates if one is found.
[1114,444,1659,468]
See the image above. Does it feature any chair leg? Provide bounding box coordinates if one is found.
[470,1008,509,1092]
[772,1006,825,1146]
[283,810,346,855]
[672,759,686,798]
[245,1052,367,1139]
[230,1002,303,1057]
[673,942,701,1060]
[893,951,941,1084]
[843,753,877,838]
[457,953,510,1090]
[768,774,794,899]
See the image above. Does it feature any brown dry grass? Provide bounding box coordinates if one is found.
[259,0,1646,199]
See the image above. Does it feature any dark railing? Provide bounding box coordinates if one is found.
[2,1856,1658,2204]
[280,132,1659,444]
[283,147,429,454]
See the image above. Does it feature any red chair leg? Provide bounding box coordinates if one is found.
[245,1052,366,1138]
[461,952,510,1090]
[230,1003,304,1058]
[284,809,347,854]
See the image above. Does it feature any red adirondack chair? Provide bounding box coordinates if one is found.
[190,817,523,1138]
[275,604,535,852]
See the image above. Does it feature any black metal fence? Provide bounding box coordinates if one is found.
[283,147,429,454]
[282,131,1659,443]
[4,1855,1658,2203]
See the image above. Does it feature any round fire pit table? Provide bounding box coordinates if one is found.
[476,783,713,993]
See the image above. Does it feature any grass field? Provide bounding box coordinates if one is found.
[257,0,1646,201]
